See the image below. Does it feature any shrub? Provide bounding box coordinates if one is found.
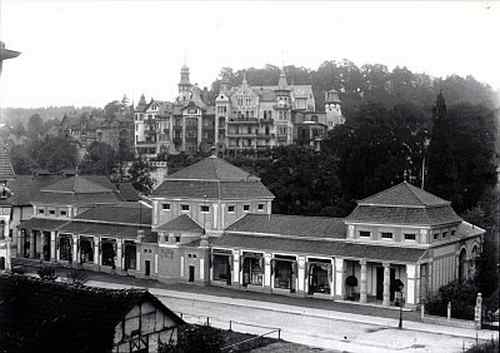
[425,280,478,319]
[37,266,57,281]
[66,269,88,286]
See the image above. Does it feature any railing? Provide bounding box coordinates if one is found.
[176,311,281,352]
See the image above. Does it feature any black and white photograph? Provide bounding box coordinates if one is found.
[0,1,498,352]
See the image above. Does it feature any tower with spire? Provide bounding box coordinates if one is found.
[177,65,193,103]
[324,88,345,129]
[273,67,293,145]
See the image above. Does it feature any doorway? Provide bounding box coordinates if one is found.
[376,267,396,301]
[188,265,195,282]
[145,260,150,276]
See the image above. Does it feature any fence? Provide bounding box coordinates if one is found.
[176,311,281,353]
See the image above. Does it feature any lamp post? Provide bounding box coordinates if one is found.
[396,281,405,329]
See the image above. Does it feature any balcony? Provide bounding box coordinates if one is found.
[260,118,274,124]
[227,118,259,124]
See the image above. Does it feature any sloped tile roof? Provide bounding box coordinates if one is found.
[346,205,462,226]
[75,204,152,225]
[227,214,346,239]
[0,274,183,353]
[41,176,114,194]
[213,233,426,263]
[58,221,152,239]
[156,214,203,233]
[358,182,450,207]
[152,180,273,199]
[33,192,121,206]
[115,183,141,201]
[20,217,69,231]
[166,155,255,181]
[7,175,64,206]
[0,146,15,181]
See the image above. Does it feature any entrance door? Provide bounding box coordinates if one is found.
[390,268,396,301]
[188,265,195,282]
[145,260,151,276]
[376,267,383,300]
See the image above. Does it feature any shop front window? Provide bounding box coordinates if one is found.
[242,253,263,287]
[308,259,331,295]
[273,256,296,292]
[101,241,116,268]
[125,241,137,270]
[79,237,94,263]
[59,235,72,261]
[212,252,232,285]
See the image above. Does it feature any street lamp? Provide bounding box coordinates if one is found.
[395,280,405,329]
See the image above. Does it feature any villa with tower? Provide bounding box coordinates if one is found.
[13,155,485,309]
[133,66,345,158]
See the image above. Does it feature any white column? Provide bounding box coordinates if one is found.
[221,204,225,229]
[212,204,218,230]
[383,262,391,306]
[232,250,240,285]
[94,237,99,265]
[197,115,202,147]
[116,239,122,270]
[72,234,78,263]
[215,112,219,145]
[330,258,335,297]
[335,258,344,298]
[180,255,184,277]
[152,200,159,226]
[199,258,205,281]
[50,231,56,262]
[297,256,306,294]
[264,253,272,288]
[360,259,367,303]
[154,254,159,274]
[136,248,141,271]
[406,264,417,305]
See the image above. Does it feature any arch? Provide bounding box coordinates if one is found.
[458,248,467,282]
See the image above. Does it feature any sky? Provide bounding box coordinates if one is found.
[0,0,499,108]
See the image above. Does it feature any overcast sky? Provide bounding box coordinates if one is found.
[0,0,498,108]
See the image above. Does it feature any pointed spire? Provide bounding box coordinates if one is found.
[278,66,289,90]
[242,70,248,85]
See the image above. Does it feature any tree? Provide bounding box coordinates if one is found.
[30,135,79,173]
[78,142,116,175]
[128,157,155,195]
[27,113,44,138]
[11,121,26,137]
[160,325,224,353]
[9,144,38,174]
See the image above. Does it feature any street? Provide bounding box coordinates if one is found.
[87,280,498,353]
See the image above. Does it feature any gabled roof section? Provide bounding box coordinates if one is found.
[358,181,450,207]
[156,214,203,233]
[75,203,152,225]
[41,176,114,194]
[0,146,15,181]
[166,155,256,182]
[227,214,346,239]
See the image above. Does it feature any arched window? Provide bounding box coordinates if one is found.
[458,248,467,282]
[470,245,479,277]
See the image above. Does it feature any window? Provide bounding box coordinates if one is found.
[200,205,210,213]
[38,209,44,215]
[175,236,181,243]
[442,232,448,238]
[243,204,250,212]
[451,230,456,236]
[60,210,67,217]
[181,204,190,212]
[359,231,371,238]
[433,233,439,240]
[49,210,55,215]
[162,203,171,211]
[404,233,416,241]
[258,204,264,211]
[381,232,393,239]
[228,205,235,213]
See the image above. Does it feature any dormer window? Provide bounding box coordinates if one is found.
[49,210,55,216]
[451,230,456,236]
[381,232,393,239]
[60,210,67,217]
[200,205,210,213]
[38,209,45,215]
[162,203,171,211]
[181,204,190,212]
[433,233,439,240]
[243,204,250,212]
[359,231,371,238]
[404,233,416,241]
[258,204,264,211]
[228,205,235,213]
[442,232,448,238]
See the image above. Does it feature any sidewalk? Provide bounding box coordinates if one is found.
[87,279,498,341]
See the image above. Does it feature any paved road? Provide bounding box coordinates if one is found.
[88,280,498,353]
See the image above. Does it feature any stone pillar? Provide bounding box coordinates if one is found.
[180,255,184,277]
[116,239,122,270]
[154,254,159,274]
[29,231,35,258]
[335,258,344,299]
[17,228,22,257]
[214,113,219,145]
[94,237,99,265]
[39,233,45,261]
[199,258,205,281]
[50,231,56,262]
[220,204,225,229]
[474,293,482,329]
[330,258,335,297]
[360,259,367,303]
[297,256,306,295]
[264,253,272,288]
[72,234,78,263]
[232,250,240,286]
[383,262,391,306]
[212,203,218,230]
[197,115,202,148]
[406,263,417,306]
[136,248,141,271]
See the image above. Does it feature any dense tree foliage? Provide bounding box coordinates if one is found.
[160,325,224,353]
[29,136,79,173]
[128,157,155,195]
[78,142,116,175]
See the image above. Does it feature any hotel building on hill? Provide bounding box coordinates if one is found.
[133,66,345,157]
[14,155,484,309]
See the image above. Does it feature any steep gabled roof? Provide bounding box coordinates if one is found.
[156,214,203,233]
[166,155,256,182]
[41,176,114,194]
[358,181,450,207]
[0,274,183,353]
